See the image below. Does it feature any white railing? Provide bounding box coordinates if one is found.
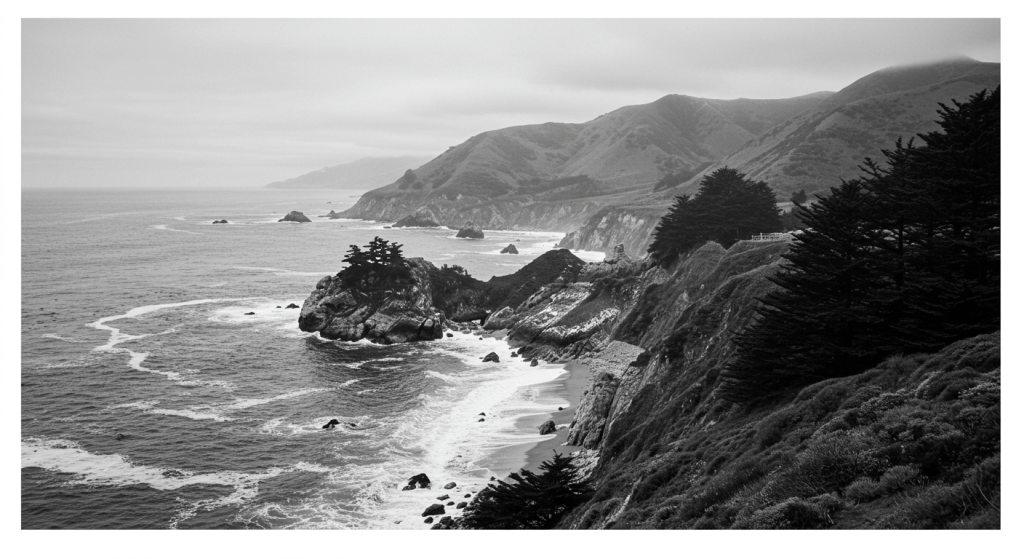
[750,232,794,242]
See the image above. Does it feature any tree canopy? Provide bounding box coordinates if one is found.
[456,452,592,529]
[648,167,782,266]
[721,88,1000,402]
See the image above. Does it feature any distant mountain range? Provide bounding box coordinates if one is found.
[319,57,998,252]
[265,156,431,190]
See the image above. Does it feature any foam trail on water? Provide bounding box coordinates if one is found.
[90,298,246,386]
[151,224,203,235]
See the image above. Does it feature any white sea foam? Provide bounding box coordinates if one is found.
[21,437,330,529]
[424,370,458,384]
[90,298,246,386]
[224,388,332,410]
[109,400,233,422]
[231,266,329,277]
[151,224,203,235]
[41,333,84,343]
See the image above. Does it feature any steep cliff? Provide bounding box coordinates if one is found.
[487,239,999,529]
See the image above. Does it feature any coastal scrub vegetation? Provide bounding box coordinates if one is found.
[648,167,782,266]
[456,453,593,529]
[723,88,1000,402]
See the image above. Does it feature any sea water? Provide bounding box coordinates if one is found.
[20,187,605,529]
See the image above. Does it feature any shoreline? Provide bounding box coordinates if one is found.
[483,358,593,477]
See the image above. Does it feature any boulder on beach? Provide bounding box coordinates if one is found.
[539,420,557,435]
[500,244,518,255]
[455,221,484,239]
[510,352,517,358]
[278,211,312,223]
[422,504,445,517]
[437,494,449,501]
[446,332,453,337]
[446,501,455,506]
[443,482,457,490]
[285,303,299,309]
[457,502,467,509]
[405,473,431,490]
[482,352,499,363]
[424,517,434,524]
[212,219,228,224]
[464,493,471,498]
[439,516,454,527]
[530,359,539,367]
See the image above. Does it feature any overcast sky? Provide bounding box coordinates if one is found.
[22,19,1000,189]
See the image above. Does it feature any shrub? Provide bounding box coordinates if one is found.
[879,464,920,494]
[845,477,883,502]
[734,497,829,529]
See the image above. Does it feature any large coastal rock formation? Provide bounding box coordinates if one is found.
[278,211,312,223]
[298,257,444,343]
[500,244,518,254]
[455,221,484,239]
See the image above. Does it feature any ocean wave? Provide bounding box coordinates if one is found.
[109,400,233,422]
[151,224,203,235]
[424,370,459,384]
[231,266,329,277]
[224,388,332,410]
[21,437,334,529]
[40,333,85,343]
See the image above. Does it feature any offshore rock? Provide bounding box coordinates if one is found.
[482,352,500,363]
[278,211,312,223]
[285,303,299,309]
[538,420,557,435]
[500,244,518,254]
[212,219,228,224]
[456,221,484,239]
[405,473,431,490]
[422,503,444,516]
[298,258,444,344]
[319,210,344,219]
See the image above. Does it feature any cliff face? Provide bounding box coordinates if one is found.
[493,239,1000,530]
[556,206,664,256]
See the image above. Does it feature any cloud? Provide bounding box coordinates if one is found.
[21,19,1000,188]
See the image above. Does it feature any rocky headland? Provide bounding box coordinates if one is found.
[455,221,484,239]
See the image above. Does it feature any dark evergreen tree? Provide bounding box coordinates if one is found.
[722,89,999,402]
[456,453,592,529]
[648,167,782,266]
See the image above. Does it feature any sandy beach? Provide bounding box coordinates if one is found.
[482,359,593,477]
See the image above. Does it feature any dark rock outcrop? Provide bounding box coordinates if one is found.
[457,502,468,509]
[443,482,457,490]
[456,221,484,239]
[405,473,431,490]
[500,244,518,254]
[319,210,344,219]
[212,219,228,224]
[437,494,449,501]
[244,312,255,315]
[424,517,434,524]
[298,257,444,344]
[530,359,538,367]
[482,352,499,363]
[278,211,312,223]
[538,420,557,435]
[322,419,340,430]
[285,303,299,309]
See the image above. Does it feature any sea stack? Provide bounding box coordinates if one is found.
[278,211,312,223]
[500,244,518,254]
[456,221,484,239]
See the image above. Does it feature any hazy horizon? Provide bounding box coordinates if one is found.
[22,19,1000,189]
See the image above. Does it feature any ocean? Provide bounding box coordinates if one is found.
[20,187,604,529]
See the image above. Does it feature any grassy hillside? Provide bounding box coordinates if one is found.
[339,93,826,227]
